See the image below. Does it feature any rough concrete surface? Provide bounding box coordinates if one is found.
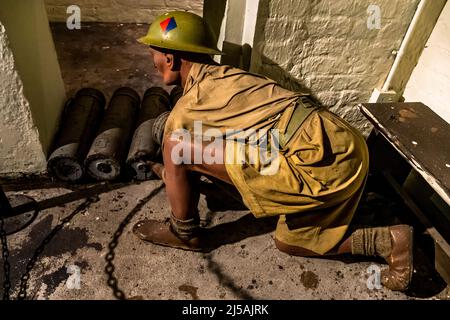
[250,0,421,135]
[0,22,47,177]
[1,179,449,300]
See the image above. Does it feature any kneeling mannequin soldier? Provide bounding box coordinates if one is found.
[133,11,413,292]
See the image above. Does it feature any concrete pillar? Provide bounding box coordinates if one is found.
[204,0,260,70]
[404,1,450,123]
[0,0,66,177]
[370,0,447,104]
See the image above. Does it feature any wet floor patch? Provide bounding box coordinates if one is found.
[179,284,199,300]
[300,271,319,290]
[41,265,68,296]
[10,214,102,260]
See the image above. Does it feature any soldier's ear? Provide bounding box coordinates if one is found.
[164,53,174,68]
[164,52,180,71]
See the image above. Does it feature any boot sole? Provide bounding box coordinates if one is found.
[141,238,211,253]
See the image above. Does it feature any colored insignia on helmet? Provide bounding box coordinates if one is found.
[160,17,177,33]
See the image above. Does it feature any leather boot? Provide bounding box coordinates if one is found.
[380,225,414,291]
[352,224,413,291]
[132,214,207,252]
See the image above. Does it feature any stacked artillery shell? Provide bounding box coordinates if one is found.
[169,86,183,110]
[85,87,140,181]
[126,87,171,180]
[153,111,171,146]
[47,88,106,182]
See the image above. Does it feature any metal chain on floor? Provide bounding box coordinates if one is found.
[2,184,162,300]
[105,185,164,300]
[0,197,96,300]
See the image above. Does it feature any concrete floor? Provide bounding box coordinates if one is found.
[0,179,448,300]
[0,23,448,300]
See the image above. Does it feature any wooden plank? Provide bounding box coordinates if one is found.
[382,170,450,285]
[436,242,450,286]
[359,103,450,206]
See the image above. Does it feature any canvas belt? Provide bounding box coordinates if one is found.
[278,96,319,149]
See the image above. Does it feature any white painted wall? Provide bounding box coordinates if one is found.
[208,0,260,68]
[404,1,450,123]
[249,0,421,134]
[242,0,260,45]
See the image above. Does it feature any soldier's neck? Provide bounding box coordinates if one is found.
[180,60,193,89]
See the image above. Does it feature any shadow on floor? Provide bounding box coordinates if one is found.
[205,213,277,249]
[202,252,255,300]
[0,198,100,300]
[104,185,165,300]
